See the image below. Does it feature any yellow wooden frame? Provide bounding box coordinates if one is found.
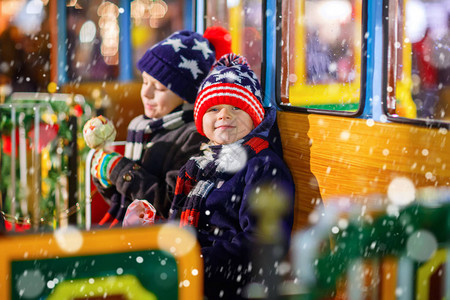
[416,249,447,300]
[395,38,416,118]
[229,1,243,55]
[290,0,362,106]
[0,224,203,299]
[394,0,417,118]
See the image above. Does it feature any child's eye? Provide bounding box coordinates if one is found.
[232,107,241,110]
[207,107,218,112]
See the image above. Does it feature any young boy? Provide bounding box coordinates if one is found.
[169,54,295,299]
[88,28,231,226]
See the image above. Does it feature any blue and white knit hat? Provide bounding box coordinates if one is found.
[137,29,230,104]
[194,53,264,136]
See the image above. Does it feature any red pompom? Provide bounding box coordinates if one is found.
[203,26,232,60]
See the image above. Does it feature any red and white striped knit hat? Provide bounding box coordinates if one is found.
[194,53,264,136]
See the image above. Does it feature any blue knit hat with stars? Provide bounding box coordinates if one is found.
[137,30,217,104]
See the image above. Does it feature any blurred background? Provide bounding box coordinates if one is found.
[0,0,185,94]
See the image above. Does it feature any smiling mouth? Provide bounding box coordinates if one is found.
[216,125,235,130]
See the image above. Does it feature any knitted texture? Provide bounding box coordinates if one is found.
[203,26,232,60]
[194,53,264,136]
[125,106,193,161]
[137,30,216,103]
[91,150,123,188]
[170,136,269,228]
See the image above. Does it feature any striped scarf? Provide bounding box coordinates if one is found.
[105,106,193,224]
[124,106,193,161]
[170,136,269,228]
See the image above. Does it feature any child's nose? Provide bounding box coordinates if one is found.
[142,84,155,98]
[218,107,232,119]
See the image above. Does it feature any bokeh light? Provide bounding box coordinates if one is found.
[157,223,197,257]
[16,269,46,299]
[54,225,83,253]
[406,230,437,262]
[387,177,416,206]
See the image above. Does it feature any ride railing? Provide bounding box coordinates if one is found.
[0,93,93,231]
[292,187,450,300]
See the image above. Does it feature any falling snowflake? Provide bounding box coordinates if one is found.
[54,225,83,253]
[387,177,415,206]
[217,143,247,173]
[406,230,437,262]
[16,270,46,298]
[340,131,350,141]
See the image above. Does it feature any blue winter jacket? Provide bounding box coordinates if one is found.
[195,107,295,299]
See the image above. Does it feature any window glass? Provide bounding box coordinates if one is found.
[66,1,120,82]
[131,0,185,78]
[205,0,263,80]
[387,0,450,122]
[280,0,362,112]
[0,0,51,94]
[66,0,185,83]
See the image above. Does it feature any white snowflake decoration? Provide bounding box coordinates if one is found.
[216,143,247,173]
[213,71,242,83]
[254,88,262,99]
[240,69,258,86]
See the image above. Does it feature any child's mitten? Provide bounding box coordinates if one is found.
[91,149,123,188]
[122,200,156,227]
[83,115,117,149]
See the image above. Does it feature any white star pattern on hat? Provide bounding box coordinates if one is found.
[201,81,214,89]
[213,71,242,83]
[162,38,187,52]
[254,88,262,99]
[179,56,203,79]
[240,70,258,86]
[244,85,255,94]
[192,39,213,60]
[207,69,222,78]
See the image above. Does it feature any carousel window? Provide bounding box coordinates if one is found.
[0,0,51,95]
[279,0,363,113]
[130,0,186,78]
[65,0,186,83]
[205,0,263,80]
[386,0,450,123]
[65,1,120,82]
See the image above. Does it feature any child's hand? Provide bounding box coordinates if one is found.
[91,149,122,188]
[122,200,156,227]
[83,115,117,149]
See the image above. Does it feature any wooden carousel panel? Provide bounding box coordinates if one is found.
[0,225,203,300]
[277,111,450,230]
[62,82,143,141]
